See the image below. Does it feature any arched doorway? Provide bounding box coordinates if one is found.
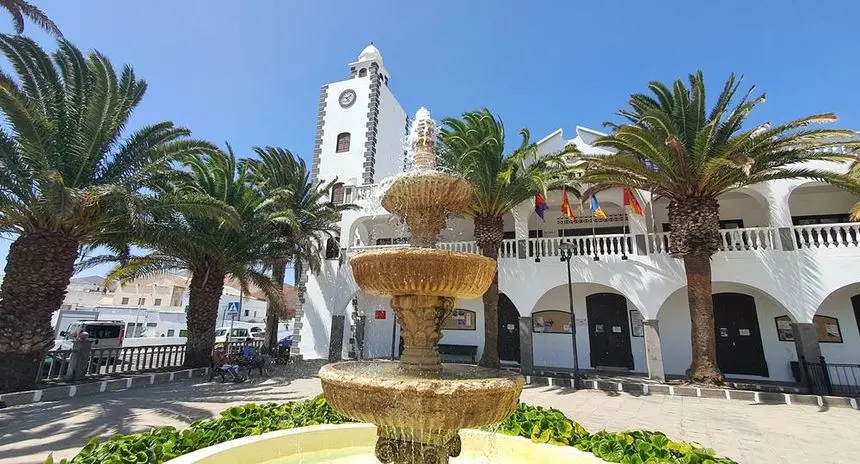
[586,293,633,369]
[498,294,520,363]
[713,293,768,376]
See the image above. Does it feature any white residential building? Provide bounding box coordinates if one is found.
[293,45,860,385]
[55,272,295,340]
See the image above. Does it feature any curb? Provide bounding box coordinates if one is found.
[524,375,859,409]
[0,367,209,408]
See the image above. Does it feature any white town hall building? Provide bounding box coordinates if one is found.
[292,45,860,386]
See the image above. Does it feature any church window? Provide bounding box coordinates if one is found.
[336,132,350,153]
[358,68,367,77]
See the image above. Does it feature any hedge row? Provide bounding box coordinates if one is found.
[46,397,736,464]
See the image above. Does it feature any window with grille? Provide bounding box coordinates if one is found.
[332,183,345,204]
[336,132,350,153]
[138,298,146,305]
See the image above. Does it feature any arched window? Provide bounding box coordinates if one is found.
[358,68,367,77]
[331,182,345,205]
[336,132,350,153]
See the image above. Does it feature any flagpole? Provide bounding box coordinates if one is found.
[591,199,599,261]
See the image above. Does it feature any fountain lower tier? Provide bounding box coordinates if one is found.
[319,362,524,464]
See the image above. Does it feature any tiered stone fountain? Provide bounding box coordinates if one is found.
[318,108,525,464]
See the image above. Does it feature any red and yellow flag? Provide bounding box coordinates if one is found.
[561,188,575,220]
[623,187,644,216]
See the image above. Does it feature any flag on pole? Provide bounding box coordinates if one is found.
[590,195,607,220]
[561,188,575,220]
[623,187,644,216]
[534,192,548,221]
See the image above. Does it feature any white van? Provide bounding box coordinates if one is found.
[214,327,250,344]
[57,320,125,350]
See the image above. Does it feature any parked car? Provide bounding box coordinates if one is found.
[214,327,250,344]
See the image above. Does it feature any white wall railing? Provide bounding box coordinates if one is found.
[794,222,860,249]
[346,223,860,259]
[718,227,777,251]
[649,227,778,254]
[529,234,633,259]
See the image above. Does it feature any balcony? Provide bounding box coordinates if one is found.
[346,223,860,260]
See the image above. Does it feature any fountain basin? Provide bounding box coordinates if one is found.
[350,248,495,299]
[319,361,524,436]
[164,423,607,463]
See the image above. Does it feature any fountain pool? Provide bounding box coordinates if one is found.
[166,424,606,464]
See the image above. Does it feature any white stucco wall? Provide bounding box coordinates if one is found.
[815,283,860,365]
[316,78,371,187]
[372,84,408,181]
[658,283,799,382]
[530,284,646,372]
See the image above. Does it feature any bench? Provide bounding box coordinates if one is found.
[438,344,478,364]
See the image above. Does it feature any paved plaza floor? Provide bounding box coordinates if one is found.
[1,364,858,464]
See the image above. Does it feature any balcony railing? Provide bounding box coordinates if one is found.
[349,240,517,258]
[794,222,860,249]
[650,227,777,254]
[346,224,860,259]
[530,234,633,259]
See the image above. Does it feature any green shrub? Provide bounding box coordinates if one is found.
[46,396,351,464]
[48,398,736,464]
[497,403,737,464]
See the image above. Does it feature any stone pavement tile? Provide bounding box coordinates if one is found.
[4,373,860,464]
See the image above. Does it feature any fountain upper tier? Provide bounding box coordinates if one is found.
[380,108,474,248]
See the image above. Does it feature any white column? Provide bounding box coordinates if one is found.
[512,201,531,241]
[642,319,665,382]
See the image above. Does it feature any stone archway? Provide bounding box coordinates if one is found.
[656,282,795,381]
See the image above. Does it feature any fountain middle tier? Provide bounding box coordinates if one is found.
[350,248,495,299]
[318,361,525,464]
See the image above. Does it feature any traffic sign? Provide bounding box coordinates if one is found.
[226,301,240,318]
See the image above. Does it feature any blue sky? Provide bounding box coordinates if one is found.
[1,0,859,279]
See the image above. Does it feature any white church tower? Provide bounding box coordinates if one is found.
[294,45,407,360]
[311,44,408,187]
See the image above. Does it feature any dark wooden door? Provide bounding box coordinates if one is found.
[586,293,634,369]
[497,294,520,362]
[851,295,860,336]
[713,293,768,377]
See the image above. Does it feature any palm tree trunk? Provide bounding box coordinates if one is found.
[668,197,723,385]
[185,262,225,368]
[683,253,723,384]
[264,258,287,352]
[0,229,78,392]
[475,215,503,369]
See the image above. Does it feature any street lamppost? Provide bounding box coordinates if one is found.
[559,242,580,387]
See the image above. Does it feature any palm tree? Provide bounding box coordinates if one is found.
[1,0,60,36]
[107,148,286,367]
[243,147,353,351]
[0,35,214,392]
[439,109,578,368]
[581,71,859,384]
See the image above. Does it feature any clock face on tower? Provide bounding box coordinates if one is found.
[339,89,356,108]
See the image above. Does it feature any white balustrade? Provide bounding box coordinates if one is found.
[648,232,671,254]
[499,239,517,259]
[528,234,633,259]
[794,222,860,249]
[718,227,776,252]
